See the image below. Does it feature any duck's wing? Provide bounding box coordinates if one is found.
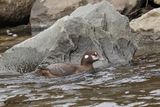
[46,63,77,76]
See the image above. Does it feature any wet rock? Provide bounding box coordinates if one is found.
[0,0,35,27]
[0,1,136,73]
[133,31,160,56]
[130,8,160,33]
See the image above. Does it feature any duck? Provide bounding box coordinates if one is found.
[35,51,101,77]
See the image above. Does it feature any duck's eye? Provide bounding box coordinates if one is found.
[94,54,97,56]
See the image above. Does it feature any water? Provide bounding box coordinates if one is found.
[0,35,30,53]
[0,53,160,107]
[0,29,160,107]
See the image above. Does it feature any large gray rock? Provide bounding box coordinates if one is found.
[30,0,90,35]
[0,0,35,27]
[30,0,145,35]
[71,1,132,41]
[0,1,136,74]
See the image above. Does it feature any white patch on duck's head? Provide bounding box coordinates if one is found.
[91,54,99,61]
[94,52,98,55]
[84,55,89,59]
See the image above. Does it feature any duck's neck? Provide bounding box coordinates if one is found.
[80,63,94,71]
[81,57,94,70]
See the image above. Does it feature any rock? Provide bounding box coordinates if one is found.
[30,0,148,36]
[130,8,160,33]
[107,0,138,13]
[0,1,136,74]
[154,0,160,5]
[30,0,105,35]
[71,1,132,42]
[107,0,147,19]
[129,8,160,56]
[134,32,160,56]
[0,0,35,27]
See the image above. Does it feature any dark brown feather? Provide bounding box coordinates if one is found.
[35,51,99,77]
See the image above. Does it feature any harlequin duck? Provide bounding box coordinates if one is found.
[35,51,101,77]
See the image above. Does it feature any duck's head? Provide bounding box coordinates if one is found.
[81,51,100,65]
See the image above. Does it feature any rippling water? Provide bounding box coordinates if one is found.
[0,35,30,53]
[0,53,160,107]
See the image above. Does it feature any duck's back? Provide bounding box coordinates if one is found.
[46,63,78,76]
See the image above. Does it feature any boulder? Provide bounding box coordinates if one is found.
[129,8,160,56]
[130,8,160,33]
[154,0,160,5]
[71,1,132,41]
[0,1,136,74]
[30,0,109,35]
[0,0,35,27]
[30,0,90,35]
[30,0,147,35]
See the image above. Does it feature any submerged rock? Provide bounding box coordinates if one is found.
[0,1,136,74]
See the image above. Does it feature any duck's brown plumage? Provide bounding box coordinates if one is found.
[35,51,100,77]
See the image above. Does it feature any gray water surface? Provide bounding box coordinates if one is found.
[0,53,160,107]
